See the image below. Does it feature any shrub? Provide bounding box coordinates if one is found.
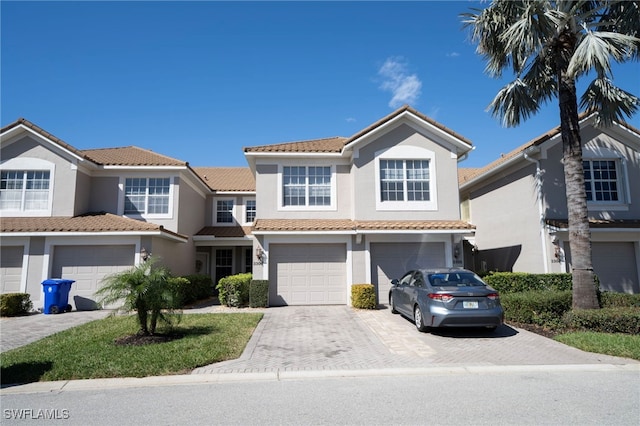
[351,284,377,309]
[217,273,252,307]
[0,293,33,317]
[173,274,213,306]
[501,290,572,328]
[249,280,269,308]
[484,272,573,293]
[563,308,640,334]
[599,292,640,308]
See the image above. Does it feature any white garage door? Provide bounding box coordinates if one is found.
[370,242,445,303]
[592,242,639,293]
[269,244,346,306]
[51,245,135,309]
[1,246,23,293]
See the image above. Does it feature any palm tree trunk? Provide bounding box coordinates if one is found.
[556,32,599,310]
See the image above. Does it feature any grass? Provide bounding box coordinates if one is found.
[554,332,640,361]
[0,313,262,385]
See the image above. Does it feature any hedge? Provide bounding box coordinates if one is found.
[483,272,573,293]
[217,273,252,307]
[351,284,377,309]
[249,280,269,308]
[0,293,33,317]
[563,308,640,334]
[599,292,640,308]
[500,290,572,328]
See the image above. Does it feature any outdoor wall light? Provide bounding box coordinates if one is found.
[140,247,150,262]
[453,246,460,259]
[256,247,266,263]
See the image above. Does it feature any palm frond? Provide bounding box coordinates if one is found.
[488,79,541,127]
[580,77,640,126]
[569,30,640,78]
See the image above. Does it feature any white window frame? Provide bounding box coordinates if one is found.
[214,198,236,225]
[118,176,174,219]
[243,197,256,225]
[277,163,336,211]
[374,145,437,211]
[582,147,630,211]
[0,157,55,217]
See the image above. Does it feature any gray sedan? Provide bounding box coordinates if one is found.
[389,268,504,332]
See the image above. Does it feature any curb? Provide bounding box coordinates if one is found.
[2,364,638,395]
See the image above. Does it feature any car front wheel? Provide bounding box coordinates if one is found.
[414,305,428,332]
[390,294,398,314]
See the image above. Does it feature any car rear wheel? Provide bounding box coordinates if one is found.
[390,294,398,314]
[414,305,428,332]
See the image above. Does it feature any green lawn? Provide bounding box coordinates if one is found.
[0,313,262,385]
[555,331,640,361]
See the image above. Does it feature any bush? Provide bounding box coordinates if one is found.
[563,308,640,334]
[501,290,572,328]
[484,272,573,293]
[172,274,213,306]
[351,284,377,309]
[249,280,269,308]
[599,292,640,308]
[0,293,33,317]
[217,273,252,307]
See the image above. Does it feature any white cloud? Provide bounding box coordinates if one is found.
[446,52,460,58]
[345,117,356,123]
[378,57,422,108]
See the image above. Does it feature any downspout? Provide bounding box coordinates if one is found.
[523,146,550,273]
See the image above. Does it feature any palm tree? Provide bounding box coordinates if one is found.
[462,1,639,309]
[96,258,179,335]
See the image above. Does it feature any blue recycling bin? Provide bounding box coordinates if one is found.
[42,279,75,314]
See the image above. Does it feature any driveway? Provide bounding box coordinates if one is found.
[192,304,636,374]
[2,304,635,375]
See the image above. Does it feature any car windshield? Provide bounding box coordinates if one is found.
[427,272,485,287]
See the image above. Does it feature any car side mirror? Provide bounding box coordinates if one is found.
[391,279,399,286]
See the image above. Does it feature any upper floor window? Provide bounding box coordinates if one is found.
[0,170,50,212]
[375,146,437,211]
[245,199,256,223]
[282,166,332,207]
[380,159,430,202]
[583,160,619,202]
[216,199,234,223]
[124,177,171,215]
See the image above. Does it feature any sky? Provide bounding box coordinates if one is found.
[2,1,639,168]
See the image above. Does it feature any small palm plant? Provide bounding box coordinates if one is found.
[96,258,180,336]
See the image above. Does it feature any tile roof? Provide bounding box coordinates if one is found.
[195,226,253,237]
[546,219,640,229]
[1,118,90,160]
[244,105,473,154]
[253,219,474,232]
[192,167,255,192]
[81,146,187,166]
[0,212,188,239]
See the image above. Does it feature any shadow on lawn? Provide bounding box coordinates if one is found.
[1,361,53,387]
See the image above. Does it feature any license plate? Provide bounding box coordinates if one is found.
[463,301,478,309]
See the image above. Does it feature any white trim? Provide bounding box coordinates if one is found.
[0,158,56,216]
[277,163,337,211]
[118,175,175,219]
[214,197,236,225]
[242,196,256,225]
[0,125,87,163]
[374,145,438,211]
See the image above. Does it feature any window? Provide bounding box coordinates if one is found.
[380,159,430,202]
[0,170,50,211]
[124,178,171,215]
[216,200,234,223]
[282,166,331,207]
[215,249,233,285]
[245,199,256,223]
[583,160,619,202]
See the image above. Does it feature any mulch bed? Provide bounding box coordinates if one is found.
[509,322,560,339]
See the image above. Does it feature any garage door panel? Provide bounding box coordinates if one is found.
[52,245,135,309]
[269,244,346,306]
[1,246,24,293]
[371,242,445,303]
[592,242,639,293]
